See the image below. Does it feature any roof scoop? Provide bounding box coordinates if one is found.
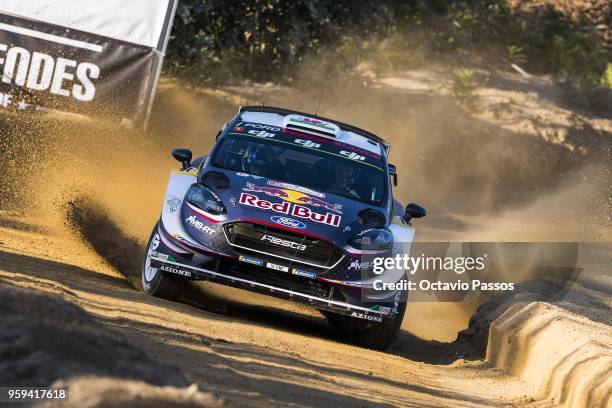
[283,114,340,139]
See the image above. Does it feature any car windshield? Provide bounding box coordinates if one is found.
[212,131,387,206]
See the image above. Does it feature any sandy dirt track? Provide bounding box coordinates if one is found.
[0,68,610,406]
[0,212,536,407]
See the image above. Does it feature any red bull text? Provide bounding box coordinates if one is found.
[239,193,341,227]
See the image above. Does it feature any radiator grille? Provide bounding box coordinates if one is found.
[224,222,343,269]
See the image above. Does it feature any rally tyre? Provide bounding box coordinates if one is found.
[141,223,181,300]
[324,301,407,351]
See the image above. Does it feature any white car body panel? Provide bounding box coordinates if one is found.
[239,111,383,155]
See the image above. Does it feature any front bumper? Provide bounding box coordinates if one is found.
[150,256,391,323]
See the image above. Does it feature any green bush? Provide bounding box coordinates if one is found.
[165,0,610,113]
[166,0,399,84]
[600,63,612,89]
[377,1,610,110]
[507,45,526,65]
[451,68,480,110]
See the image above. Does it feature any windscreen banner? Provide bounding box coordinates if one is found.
[0,0,177,127]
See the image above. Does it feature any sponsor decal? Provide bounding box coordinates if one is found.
[266,262,289,272]
[234,127,245,131]
[261,234,306,251]
[243,183,291,200]
[294,139,321,149]
[239,255,264,266]
[0,43,100,102]
[243,182,342,214]
[185,215,215,235]
[240,192,291,213]
[229,123,385,171]
[266,180,325,198]
[291,268,317,279]
[166,196,181,213]
[0,14,159,124]
[287,115,338,132]
[291,204,341,227]
[344,281,375,288]
[239,193,341,227]
[270,216,307,229]
[351,312,383,322]
[343,226,352,233]
[349,259,371,271]
[370,305,391,315]
[151,234,160,250]
[244,122,281,132]
[284,127,382,161]
[155,253,176,263]
[340,151,366,161]
[160,265,192,277]
[322,278,375,288]
[247,129,275,138]
[186,202,225,223]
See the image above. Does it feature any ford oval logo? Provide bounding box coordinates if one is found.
[271,216,306,229]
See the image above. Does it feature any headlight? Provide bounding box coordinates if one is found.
[185,184,226,215]
[348,228,393,251]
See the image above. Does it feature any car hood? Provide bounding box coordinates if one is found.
[212,170,383,246]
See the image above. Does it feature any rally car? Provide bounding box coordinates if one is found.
[142,106,426,350]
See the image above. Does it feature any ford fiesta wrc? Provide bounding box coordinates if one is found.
[142,106,426,350]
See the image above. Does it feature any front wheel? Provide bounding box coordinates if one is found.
[141,223,181,300]
[324,300,407,351]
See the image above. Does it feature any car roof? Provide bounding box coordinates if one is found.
[237,106,390,156]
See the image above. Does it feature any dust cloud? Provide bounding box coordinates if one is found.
[0,70,609,342]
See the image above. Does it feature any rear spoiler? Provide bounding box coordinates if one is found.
[238,105,391,154]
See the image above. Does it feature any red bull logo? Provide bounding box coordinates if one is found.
[243,182,343,214]
[239,193,341,227]
[243,183,290,199]
[298,195,343,214]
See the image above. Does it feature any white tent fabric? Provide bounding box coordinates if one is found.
[0,0,171,48]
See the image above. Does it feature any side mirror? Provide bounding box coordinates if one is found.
[388,163,398,186]
[404,203,426,223]
[172,148,192,170]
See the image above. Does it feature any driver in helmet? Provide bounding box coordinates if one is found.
[242,144,278,177]
[330,164,359,198]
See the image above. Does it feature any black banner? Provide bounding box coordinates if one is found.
[0,13,158,124]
